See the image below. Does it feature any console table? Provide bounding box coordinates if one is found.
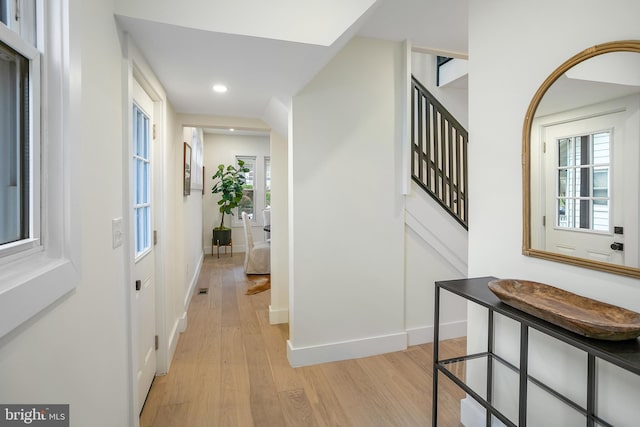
[433,277,640,427]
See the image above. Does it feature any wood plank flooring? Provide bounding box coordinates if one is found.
[140,254,466,427]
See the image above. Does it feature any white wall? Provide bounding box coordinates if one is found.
[467,1,640,426]
[0,2,205,426]
[288,37,406,366]
[269,130,289,324]
[203,132,270,254]
[169,122,204,360]
[405,181,468,345]
[0,1,130,426]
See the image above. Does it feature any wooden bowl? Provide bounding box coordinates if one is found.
[488,279,640,341]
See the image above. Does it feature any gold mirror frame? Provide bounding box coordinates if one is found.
[522,40,640,279]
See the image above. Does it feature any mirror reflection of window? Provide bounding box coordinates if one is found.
[555,131,610,232]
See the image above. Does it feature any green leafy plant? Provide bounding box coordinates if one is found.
[211,160,250,229]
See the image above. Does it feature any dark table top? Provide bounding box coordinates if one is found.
[436,276,640,375]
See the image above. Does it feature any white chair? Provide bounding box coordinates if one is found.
[241,211,270,274]
[263,208,271,241]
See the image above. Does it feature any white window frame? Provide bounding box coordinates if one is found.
[555,131,611,233]
[235,155,257,223]
[264,156,271,209]
[133,103,152,260]
[0,0,80,339]
[233,154,272,229]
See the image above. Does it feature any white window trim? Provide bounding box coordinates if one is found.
[132,103,152,260]
[554,131,612,233]
[0,0,80,339]
[264,156,271,209]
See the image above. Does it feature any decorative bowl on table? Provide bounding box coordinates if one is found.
[488,279,640,341]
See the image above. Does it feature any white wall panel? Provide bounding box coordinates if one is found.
[288,37,406,365]
[467,1,640,425]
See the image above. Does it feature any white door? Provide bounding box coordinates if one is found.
[132,79,156,413]
[543,111,635,265]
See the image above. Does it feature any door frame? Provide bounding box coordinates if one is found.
[122,35,169,427]
[543,118,621,264]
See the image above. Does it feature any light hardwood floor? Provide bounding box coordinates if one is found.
[140,254,466,427]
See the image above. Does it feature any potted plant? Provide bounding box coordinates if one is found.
[211,160,250,246]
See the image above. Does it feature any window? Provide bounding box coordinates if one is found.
[264,157,271,209]
[0,1,79,339]
[133,104,151,257]
[556,132,610,232]
[0,0,7,28]
[237,156,256,220]
[0,0,40,258]
[0,41,29,246]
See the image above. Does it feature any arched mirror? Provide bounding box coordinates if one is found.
[523,40,640,278]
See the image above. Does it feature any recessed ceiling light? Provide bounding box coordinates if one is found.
[212,84,228,93]
[229,128,235,132]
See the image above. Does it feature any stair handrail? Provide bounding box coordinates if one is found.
[411,75,468,229]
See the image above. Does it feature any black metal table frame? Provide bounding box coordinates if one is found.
[432,277,640,427]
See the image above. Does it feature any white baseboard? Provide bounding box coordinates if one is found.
[406,320,467,346]
[166,252,202,373]
[166,313,186,372]
[178,311,187,333]
[287,332,407,367]
[460,397,484,427]
[269,305,288,324]
[183,252,204,311]
[460,397,508,427]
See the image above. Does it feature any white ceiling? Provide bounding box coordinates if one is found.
[115,0,468,121]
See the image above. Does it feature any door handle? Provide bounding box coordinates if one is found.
[610,242,624,251]
[135,280,141,291]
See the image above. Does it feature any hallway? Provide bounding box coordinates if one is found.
[140,254,465,426]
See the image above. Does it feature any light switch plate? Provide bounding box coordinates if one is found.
[112,217,123,249]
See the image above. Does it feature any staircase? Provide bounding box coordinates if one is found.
[411,75,469,229]
[403,69,469,347]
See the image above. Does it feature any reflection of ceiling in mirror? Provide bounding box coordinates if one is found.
[536,75,640,117]
[535,52,640,117]
[568,52,640,86]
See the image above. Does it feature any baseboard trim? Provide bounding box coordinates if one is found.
[460,397,507,427]
[178,311,187,333]
[460,397,483,427]
[406,320,467,346]
[166,313,186,372]
[269,305,288,324]
[183,252,204,311]
[287,332,408,368]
